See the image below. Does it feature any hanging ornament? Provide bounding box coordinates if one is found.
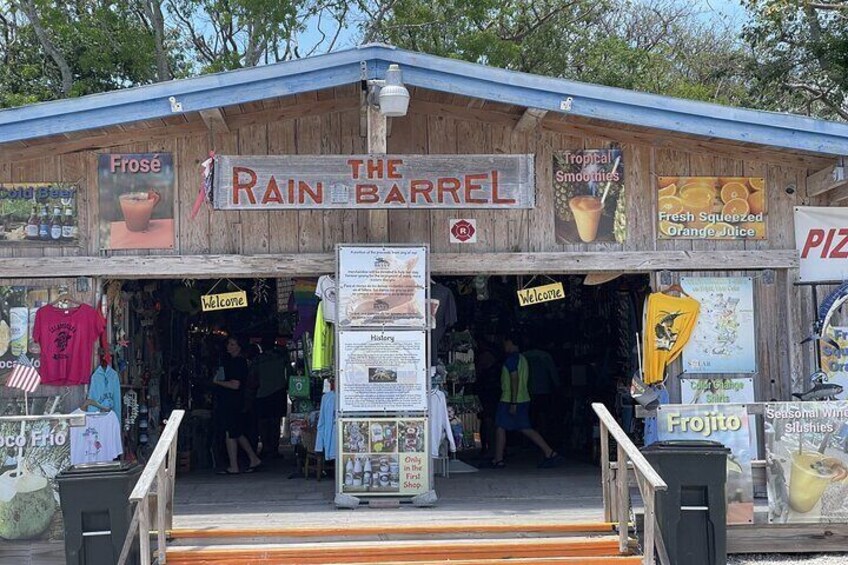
[252,278,270,304]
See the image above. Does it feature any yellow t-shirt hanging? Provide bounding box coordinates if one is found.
[312,302,334,371]
[642,293,700,384]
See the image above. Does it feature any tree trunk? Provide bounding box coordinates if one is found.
[17,0,73,97]
[141,0,171,82]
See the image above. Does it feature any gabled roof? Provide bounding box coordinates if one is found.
[1,43,847,156]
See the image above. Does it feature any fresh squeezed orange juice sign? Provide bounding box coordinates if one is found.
[657,177,766,240]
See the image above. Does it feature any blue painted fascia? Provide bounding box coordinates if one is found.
[1,43,847,157]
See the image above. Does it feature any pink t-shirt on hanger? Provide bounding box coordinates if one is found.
[33,304,106,386]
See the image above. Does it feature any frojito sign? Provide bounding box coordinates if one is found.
[213,154,535,209]
[657,176,766,240]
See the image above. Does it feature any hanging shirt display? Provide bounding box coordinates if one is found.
[642,293,700,385]
[428,388,456,457]
[429,282,457,364]
[86,365,122,423]
[315,390,337,460]
[33,304,106,386]
[312,302,334,371]
[69,410,123,465]
[315,275,338,324]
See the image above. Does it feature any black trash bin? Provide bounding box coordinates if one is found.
[641,440,729,565]
[57,461,143,565]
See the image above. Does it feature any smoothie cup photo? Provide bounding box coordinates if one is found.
[568,195,603,243]
[119,190,161,232]
[788,452,848,513]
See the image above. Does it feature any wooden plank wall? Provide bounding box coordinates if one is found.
[0,91,818,399]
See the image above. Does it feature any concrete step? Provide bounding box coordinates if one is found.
[165,535,632,564]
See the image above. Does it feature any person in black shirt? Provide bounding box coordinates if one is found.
[215,336,262,474]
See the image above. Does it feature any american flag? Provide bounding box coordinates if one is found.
[6,353,41,393]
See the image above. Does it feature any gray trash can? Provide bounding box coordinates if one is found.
[641,440,729,565]
[57,461,142,565]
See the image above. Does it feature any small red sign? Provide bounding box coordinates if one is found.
[450,219,477,243]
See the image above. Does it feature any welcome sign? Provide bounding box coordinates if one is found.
[517,282,565,306]
[213,154,535,210]
[201,291,248,312]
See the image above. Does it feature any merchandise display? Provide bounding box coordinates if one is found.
[69,409,123,465]
[32,303,106,385]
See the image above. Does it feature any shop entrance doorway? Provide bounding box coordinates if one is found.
[106,273,648,527]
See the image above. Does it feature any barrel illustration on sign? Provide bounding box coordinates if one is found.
[214,155,535,209]
[553,149,625,244]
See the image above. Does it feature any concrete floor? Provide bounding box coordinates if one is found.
[172,451,606,529]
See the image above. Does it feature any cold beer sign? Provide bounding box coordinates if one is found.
[795,207,848,282]
[213,154,535,210]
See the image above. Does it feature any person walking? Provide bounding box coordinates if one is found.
[492,335,563,469]
[215,336,262,474]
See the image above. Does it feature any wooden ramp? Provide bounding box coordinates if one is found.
[165,521,640,565]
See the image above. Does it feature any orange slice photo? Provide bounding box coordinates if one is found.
[658,196,684,214]
[722,198,750,216]
[748,191,764,215]
[658,183,677,197]
[721,181,749,203]
[748,177,764,191]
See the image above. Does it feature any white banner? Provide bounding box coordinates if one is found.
[795,207,848,282]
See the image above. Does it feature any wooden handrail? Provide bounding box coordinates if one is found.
[118,409,185,565]
[592,403,667,492]
[592,402,668,565]
[130,409,185,501]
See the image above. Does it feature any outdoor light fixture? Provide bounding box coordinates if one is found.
[367,64,410,117]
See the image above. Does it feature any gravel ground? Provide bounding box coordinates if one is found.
[728,554,848,564]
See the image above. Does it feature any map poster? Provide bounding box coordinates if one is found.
[337,245,427,328]
[552,149,625,244]
[657,404,754,524]
[338,418,428,497]
[337,330,427,412]
[820,327,848,400]
[681,277,756,374]
[765,402,848,524]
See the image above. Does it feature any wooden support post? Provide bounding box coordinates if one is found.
[617,444,629,554]
[167,440,178,531]
[514,108,548,133]
[807,159,847,197]
[199,108,230,133]
[642,484,656,565]
[600,424,611,522]
[367,103,388,242]
[139,497,151,565]
[157,468,168,563]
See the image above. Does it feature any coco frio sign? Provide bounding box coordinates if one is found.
[213,154,535,210]
[795,207,848,282]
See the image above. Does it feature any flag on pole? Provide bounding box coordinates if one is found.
[6,353,41,393]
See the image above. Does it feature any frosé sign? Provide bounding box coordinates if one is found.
[213,154,535,210]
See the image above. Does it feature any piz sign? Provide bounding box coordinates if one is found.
[450,219,477,243]
[795,207,848,282]
[213,154,535,210]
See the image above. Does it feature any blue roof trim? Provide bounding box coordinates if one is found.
[1,44,847,156]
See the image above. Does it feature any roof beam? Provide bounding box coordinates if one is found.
[199,107,230,133]
[807,158,847,197]
[513,108,548,133]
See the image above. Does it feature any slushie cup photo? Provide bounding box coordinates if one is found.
[788,452,848,513]
[119,190,161,232]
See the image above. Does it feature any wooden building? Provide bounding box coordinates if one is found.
[1,44,846,401]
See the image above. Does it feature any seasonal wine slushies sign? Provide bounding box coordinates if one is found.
[98,153,175,250]
[657,177,766,240]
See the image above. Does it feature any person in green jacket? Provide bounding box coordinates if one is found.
[492,335,563,469]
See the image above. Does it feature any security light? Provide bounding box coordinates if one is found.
[368,64,410,118]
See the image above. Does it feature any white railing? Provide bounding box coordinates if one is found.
[592,402,668,565]
[118,409,185,565]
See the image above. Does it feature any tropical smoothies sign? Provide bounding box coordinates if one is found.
[98,153,175,250]
[553,149,625,243]
[657,176,766,239]
[214,154,535,209]
[0,183,79,245]
[765,402,848,524]
[657,404,754,524]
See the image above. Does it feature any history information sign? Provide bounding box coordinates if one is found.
[337,330,427,413]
